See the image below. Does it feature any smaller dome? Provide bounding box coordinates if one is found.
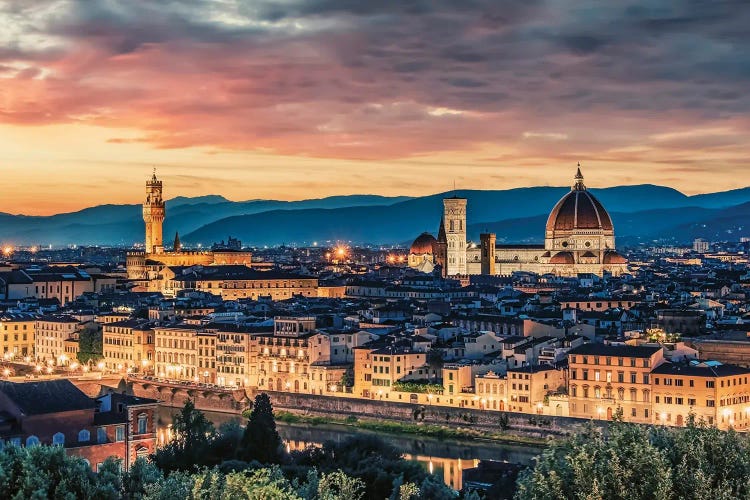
[603,251,627,264]
[410,232,437,255]
[550,251,575,264]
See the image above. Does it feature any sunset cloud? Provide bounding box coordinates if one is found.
[1,0,749,213]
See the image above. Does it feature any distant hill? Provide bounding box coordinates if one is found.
[182,187,750,247]
[0,194,413,246]
[2,184,750,246]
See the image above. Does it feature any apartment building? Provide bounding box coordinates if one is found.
[153,325,203,381]
[568,344,664,423]
[651,360,750,430]
[102,319,154,373]
[0,313,36,358]
[34,315,84,364]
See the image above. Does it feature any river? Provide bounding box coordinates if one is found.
[155,407,542,491]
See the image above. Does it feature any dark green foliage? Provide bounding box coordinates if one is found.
[515,418,750,500]
[238,393,284,464]
[152,400,218,472]
[78,323,103,364]
[292,434,455,500]
[0,445,103,499]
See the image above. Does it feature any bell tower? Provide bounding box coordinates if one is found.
[143,169,165,254]
[443,196,467,276]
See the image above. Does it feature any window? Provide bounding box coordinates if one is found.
[706,400,715,407]
[688,398,696,406]
[97,427,107,444]
[26,435,40,447]
[115,426,125,442]
[706,381,715,388]
[78,429,90,442]
[675,379,683,387]
[138,414,148,435]
[52,432,65,446]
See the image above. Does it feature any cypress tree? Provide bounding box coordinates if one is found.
[238,393,283,464]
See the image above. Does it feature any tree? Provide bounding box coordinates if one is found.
[318,470,365,500]
[78,323,103,364]
[426,348,444,382]
[124,458,163,499]
[514,421,672,499]
[153,400,216,472]
[238,393,284,464]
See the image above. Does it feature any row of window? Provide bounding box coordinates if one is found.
[570,355,650,368]
[571,370,649,384]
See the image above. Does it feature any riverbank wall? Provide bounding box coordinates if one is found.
[127,378,603,440]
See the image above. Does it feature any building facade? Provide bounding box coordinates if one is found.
[127,172,253,280]
[407,166,629,277]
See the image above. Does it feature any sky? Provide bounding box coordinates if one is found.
[1,0,750,215]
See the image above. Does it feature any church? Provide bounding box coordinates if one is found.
[408,167,629,278]
[126,172,253,281]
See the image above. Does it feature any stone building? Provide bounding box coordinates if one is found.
[34,315,85,365]
[127,172,253,281]
[407,166,629,277]
[567,344,664,423]
[0,380,157,471]
[0,312,36,359]
[102,319,154,373]
[651,360,750,430]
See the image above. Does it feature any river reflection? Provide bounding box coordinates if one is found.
[155,407,541,491]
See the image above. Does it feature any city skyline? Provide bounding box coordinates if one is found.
[2,1,750,214]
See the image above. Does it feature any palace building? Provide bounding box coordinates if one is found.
[126,172,253,281]
[407,166,629,277]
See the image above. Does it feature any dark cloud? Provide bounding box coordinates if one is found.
[1,0,750,160]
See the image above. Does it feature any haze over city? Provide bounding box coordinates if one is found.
[2,1,750,214]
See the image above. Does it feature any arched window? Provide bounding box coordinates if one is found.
[52,432,65,446]
[138,413,148,435]
[26,435,40,447]
[78,429,90,442]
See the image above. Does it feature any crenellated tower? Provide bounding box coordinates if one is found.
[143,170,165,254]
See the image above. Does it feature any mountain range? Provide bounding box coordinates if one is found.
[2,186,750,247]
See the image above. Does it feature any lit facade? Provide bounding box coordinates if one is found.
[127,173,252,281]
[568,344,664,423]
[0,313,35,359]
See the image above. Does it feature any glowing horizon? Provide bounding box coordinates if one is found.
[2,2,750,215]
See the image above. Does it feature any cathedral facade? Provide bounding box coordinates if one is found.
[126,173,253,281]
[408,167,629,278]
